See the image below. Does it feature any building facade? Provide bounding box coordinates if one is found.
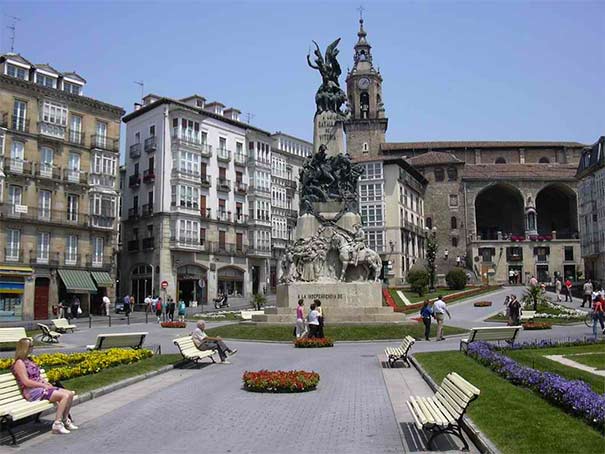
[577,136,605,282]
[0,53,123,321]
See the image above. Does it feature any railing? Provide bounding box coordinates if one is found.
[0,204,113,229]
[64,254,81,267]
[129,143,142,159]
[3,158,33,175]
[200,208,212,219]
[200,174,212,187]
[249,184,270,194]
[284,180,297,190]
[67,129,85,146]
[89,173,116,187]
[217,210,231,223]
[172,135,212,156]
[217,148,231,162]
[234,213,248,224]
[169,236,206,249]
[63,168,88,184]
[142,237,154,249]
[143,169,155,183]
[235,182,248,194]
[234,152,247,166]
[34,164,62,180]
[141,204,153,217]
[90,215,114,229]
[206,241,246,256]
[200,143,212,157]
[129,174,141,188]
[91,134,119,152]
[3,247,22,263]
[127,240,139,251]
[38,121,65,139]
[247,247,272,256]
[11,116,29,133]
[217,178,231,191]
[144,136,157,153]
[128,207,139,219]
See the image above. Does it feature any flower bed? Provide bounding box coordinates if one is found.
[160,321,187,328]
[294,337,334,348]
[506,338,604,351]
[0,349,153,382]
[242,370,320,392]
[468,342,605,431]
[522,321,552,330]
[473,301,493,307]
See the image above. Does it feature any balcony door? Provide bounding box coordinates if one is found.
[40,147,54,178]
[10,141,24,173]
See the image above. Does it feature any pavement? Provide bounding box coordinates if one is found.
[1,286,600,453]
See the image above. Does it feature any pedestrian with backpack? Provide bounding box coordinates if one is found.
[155,297,163,323]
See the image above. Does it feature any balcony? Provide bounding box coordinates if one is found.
[4,248,22,263]
[249,184,270,195]
[200,174,212,188]
[89,172,116,187]
[0,204,104,229]
[64,254,81,267]
[200,143,212,158]
[144,136,157,153]
[128,207,139,219]
[235,182,248,195]
[129,174,141,188]
[169,236,205,250]
[35,164,62,180]
[129,143,142,159]
[3,158,33,176]
[67,129,85,146]
[208,242,246,256]
[234,213,248,225]
[63,168,88,185]
[90,215,114,229]
[284,180,297,190]
[247,247,272,257]
[200,208,212,220]
[142,237,155,250]
[92,134,119,152]
[38,121,66,140]
[11,116,30,133]
[217,210,231,223]
[234,152,247,166]
[172,200,199,211]
[172,135,212,157]
[127,240,139,252]
[143,169,155,183]
[285,208,298,219]
[141,204,153,217]
[217,148,231,162]
[217,178,231,192]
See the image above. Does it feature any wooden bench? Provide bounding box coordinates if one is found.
[173,336,217,364]
[37,324,61,343]
[520,310,537,322]
[384,335,416,367]
[459,326,521,352]
[0,328,30,349]
[86,332,148,351]
[52,318,77,333]
[407,372,480,451]
[0,369,63,445]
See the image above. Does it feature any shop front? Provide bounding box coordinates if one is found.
[0,266,32,321]
[177,265,207,307]
[217,266,244,297]
[57,269,98,317]
[91,271,114,315]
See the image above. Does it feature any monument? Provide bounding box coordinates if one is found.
[254,38,403,323]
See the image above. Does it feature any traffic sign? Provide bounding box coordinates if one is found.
[161,280,168,289]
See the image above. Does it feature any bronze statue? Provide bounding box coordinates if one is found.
[307,39,347,114]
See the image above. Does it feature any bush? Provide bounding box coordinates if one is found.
[160,321,187,328]
[407,268,429,296]
[294,337,334,348]
[242,370,320,392]
[522,322,552,330]
[446,268,467,290]
[251,293,267,310]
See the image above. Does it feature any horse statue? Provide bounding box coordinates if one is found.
[331,232,382,282]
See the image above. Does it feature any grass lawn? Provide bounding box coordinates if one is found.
[401,288,470,305]
[61,354,182,395]
[188,312,243,322]
[505,343,605,394]
[205,323,467,341]
[485,314,584,325]
[415,351,605,454]
[563,352,605,370]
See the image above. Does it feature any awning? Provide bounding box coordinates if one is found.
[58,269,97,293]
[0,266,33,276]
[91,271,113,287]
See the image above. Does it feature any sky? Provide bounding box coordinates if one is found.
[0,0,602,146]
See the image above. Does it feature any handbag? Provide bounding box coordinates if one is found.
[77,307,82,315]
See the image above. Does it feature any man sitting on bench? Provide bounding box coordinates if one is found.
[192,320,237,364]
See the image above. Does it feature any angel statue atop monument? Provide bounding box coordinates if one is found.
[307,38,347,114]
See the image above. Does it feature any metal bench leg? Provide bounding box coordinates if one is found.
[2,417,17,445]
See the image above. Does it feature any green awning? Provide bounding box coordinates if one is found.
[58,269,97,293]
[91,271,114,287]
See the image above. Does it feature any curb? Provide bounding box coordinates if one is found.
[38,364,177,418]
[409,354,501,454]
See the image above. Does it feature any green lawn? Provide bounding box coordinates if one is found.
[205,323,467,341]
[415,351,605,454]
[563,353,605,370]
[400,287,470,305]
[505,344,605,394]
[61,354,182,395]
[189,312,243,322]
[486,314,584,325]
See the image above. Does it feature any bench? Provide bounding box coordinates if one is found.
[37,324,61,344]
[86,332,148,351]
[240,310,264,320]
[0,328,30,348]
[52,318,77,333]
[407,372,480,451]
[384,335,416,367]
[520,310,537,322]
[173,336,217,364]
[459,326,521,352]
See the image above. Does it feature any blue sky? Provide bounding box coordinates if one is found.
[0,0,602,144]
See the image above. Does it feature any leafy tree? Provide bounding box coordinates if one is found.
[407,267,429,296]
[521,285,550,311]
[446,268,467,290]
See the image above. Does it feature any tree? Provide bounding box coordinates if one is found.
[407,268,429,296]
[521,285,549,311]
[446,268,467,290]
[251,293,267,311]
[425,232,438,291]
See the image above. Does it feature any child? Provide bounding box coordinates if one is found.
[178,300,187,322]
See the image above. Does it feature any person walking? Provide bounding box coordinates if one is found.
[582,279,594,308]
[503,295,512,325]
[432,296,451,341]
[71,296,81,319]
[509,295,521,325]
[555,278,562,302]
[508,269,514,285]
[420,300,433,341]
[295,299,306,338]
[144,295,152,313]
[168,297,176,322]
[102,295,111,316]
[315,299,325,338]
[564,278,573,302]
[592,295,605,337]
[178,300,187,322]
[57,300,66,319]
[192,320,237,364]
[155,297,163,323]
[529,275,538,288]
[307,303,320,338]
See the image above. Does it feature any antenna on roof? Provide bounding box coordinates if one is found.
[134,80,144,102]
[245,112,255,124]
[5,15,21,53]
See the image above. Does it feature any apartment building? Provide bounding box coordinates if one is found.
[0,53,124,321]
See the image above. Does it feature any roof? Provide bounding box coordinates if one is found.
[576,136,605,178]
[34,63,60,75]
[62,71,87,84]
[1,53,33,67]
[381,140,587,151]
[406,151,464,167]
[353,156,428,186]
[462,164,578,181]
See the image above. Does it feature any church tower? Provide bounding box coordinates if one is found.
[344,17,388,158]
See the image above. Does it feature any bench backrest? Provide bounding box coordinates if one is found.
[0,328,28,343]
[435,372,480,420]
[94,332,147,349]
[174,336,197,354]
[37,323,52,335]
[53,319,73,328]
[400,335,416,351]
[0,372,25,409]
[469,326,520,343]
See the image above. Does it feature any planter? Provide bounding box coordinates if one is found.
[160,321,187,328]
[473,301,493,307]
[243,370,320,393]
[522,322,552,330]
[294,337,334,348]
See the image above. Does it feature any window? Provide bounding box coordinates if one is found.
[92,237,103,266]
[36,73,56,88]
[93,153,117,176]
[38,190,52,220]
[362,143,369,153]
[173,118,200,144]
[42,101,68,126]
[91,194,117,217]
[96,121,107,148]
[149,125,155,137]
[451,237,458,247]
[451,216,457,229]
[564,246,574,261]
[7,64,27,80]
[66,235,78,265]
[63,81,81,95]
[176,185,199,209]
[9,141,24,172]
[495,157,506,164]
[447,167,458,181]
[361,162,382,180]
[67,194,79,222]
[179,151,200,175]
[539,157,550,164]
[219,137,227,150]
[178,219,199,243]
[40,147,54,177]
[359,183,383,202]
[360,204,384,227]
[37,233,50,263]
[6,230,20,260]
[366,230,384,252]
[13,100,27,131]
[434,168,445,182]
[8,185,22,208]
[449,194,459,208]
[426,217,432,230]
[70,115,82,144]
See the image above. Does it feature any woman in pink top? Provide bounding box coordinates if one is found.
[295,299,307,338]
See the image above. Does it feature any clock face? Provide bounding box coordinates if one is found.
[357,78,370,90]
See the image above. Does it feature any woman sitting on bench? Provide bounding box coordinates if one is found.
[11,338,78,434]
